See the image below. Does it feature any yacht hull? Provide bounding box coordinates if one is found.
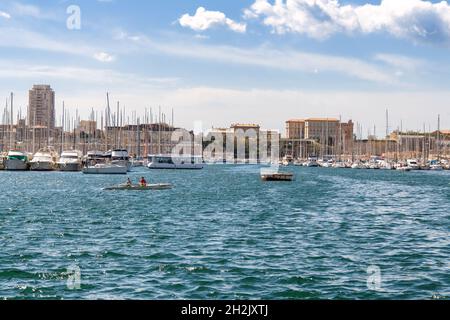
[5,159,29,171]
[82,165,128,175]
[112,160,132,172]
[147,163,204,170]
[58,162,81,172]
[30,161,54,171]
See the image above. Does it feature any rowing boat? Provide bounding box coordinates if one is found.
[104,183,173,191]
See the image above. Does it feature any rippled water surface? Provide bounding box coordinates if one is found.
[0,166,449,299]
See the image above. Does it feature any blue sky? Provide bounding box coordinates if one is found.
[0,0,450,135]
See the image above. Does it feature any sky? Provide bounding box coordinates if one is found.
[0,0,450,136]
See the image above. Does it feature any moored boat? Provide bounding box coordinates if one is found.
[147,154,204,170]
[396,165,411,172]
[304,157,319,167]
[57,150,82,172]
[82,163,128,175]
[105,149,132,172]
[351,162,364,169]
[4,150,29,171]
[406,159,420,170]
[30,148,58,171]
[82,163,128,174]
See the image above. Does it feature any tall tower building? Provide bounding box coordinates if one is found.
[28,85,55,129]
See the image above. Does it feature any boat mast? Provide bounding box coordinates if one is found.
[61,101,65,154]
[385,109,389,162]
[437,114,441,161]
[158,106,161,155]
[116,101,120,149]
[10,93,13,151]
[150,108,153,155]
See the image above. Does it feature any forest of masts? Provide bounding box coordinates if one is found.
[1,93,178,157]
[1,92,449,160]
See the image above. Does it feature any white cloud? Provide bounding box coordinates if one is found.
[0,60,178,89]
[179,7,247,33]
[118,32,397,84]
[0,27,118,64]
[374,53,426,72]
[94,52,115,63]
[0,11,11,19]
[245,0,450,43]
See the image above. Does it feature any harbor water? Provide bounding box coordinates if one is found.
[0,166,448,299]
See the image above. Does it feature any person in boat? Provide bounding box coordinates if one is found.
[140,177,148,187]
[126,178,133,187]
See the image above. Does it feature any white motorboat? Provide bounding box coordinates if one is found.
[430,164,444,171]
[82,163,128,175]
[406,159,420,170]
[427,160,445,171]
[282,155,293,166]
[105,149,132,171]
[333,162,346,169]
[321,160,334,168]
[4,150,29,171]
[147,154,204,170]
[57,150,82,172]
[395,162,412,172]
[351,162,364,169]
[304,157,319,167]
[368,163,380,170]
[379,161,394,170]
[30,148,58,171]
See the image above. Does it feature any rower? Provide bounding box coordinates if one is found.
[126,178,132,187]
[140,177,148,187]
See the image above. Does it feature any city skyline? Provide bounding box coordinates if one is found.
[0,0,450,135]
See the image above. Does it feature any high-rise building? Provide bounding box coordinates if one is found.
[28,85,55,129]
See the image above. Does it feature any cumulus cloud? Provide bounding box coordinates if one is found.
[94,52,115,62]
[0,11,11,19]
[244,0,450,43]
[179,7,247,33]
